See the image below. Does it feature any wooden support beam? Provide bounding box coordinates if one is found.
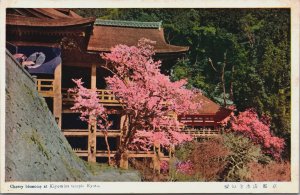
[192,116,195,128]
[152,142,161,173]
[120,150,129,169]
[53,63,62,128]
[88,120,97,162]
[128,153,155,158]
[62,129,121,137]
[120,114,128,138]
[87,64,98,163]
[119,114,129,168]
[63,130,88,136]
[152,155,160,174]
[91,63,97,90]
[74,150,159,158]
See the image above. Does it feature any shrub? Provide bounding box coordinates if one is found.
[176,160,194,175]
[248,161,291,181]
[168,158,203,181]
[160,160,169,174]
[230,109,285,159]
[189,137,229,181]
[220,133,263,181]
[174,141,196,161]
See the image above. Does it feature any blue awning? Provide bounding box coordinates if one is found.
[8,45,61,74]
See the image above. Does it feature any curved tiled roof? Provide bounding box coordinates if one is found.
[6,8,95,27]
[6,14,95,27]
[193,94,222,115]
[95,19,162,29]
[7,8,82,19]
[186,93,233,122]
[88,25,188,53]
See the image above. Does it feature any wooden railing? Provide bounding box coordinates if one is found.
[71,149,159,158]
[182,128,220,138]
[62,129,121,137]
[96,89,119,104]
[35,79,54,97]
[178,115,217,127]
[62,88,121,105]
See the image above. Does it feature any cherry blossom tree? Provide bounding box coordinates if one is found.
[100,38,202,166]
[69,39,201,167]
[68,79,113,164]
[230,109,284,159]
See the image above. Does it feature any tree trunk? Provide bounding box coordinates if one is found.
[230,65,235,102]
[115,114,129,167]
[103,130,111,165]
[221,52,227,107]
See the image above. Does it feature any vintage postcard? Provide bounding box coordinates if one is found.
[0,0,299,193]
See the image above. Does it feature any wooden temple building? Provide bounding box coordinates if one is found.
[6,8,232,165]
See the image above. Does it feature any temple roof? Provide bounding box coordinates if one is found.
[194,94,221,115]
[6,8,95,27]
[7,15,95,27]
[7,8,82,19]
[88,20,189,53]
[95,19,162,28]
[186,93,233,122]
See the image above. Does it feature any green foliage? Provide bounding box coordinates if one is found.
[211,85,234,105]
[174,141,196,161]
[61,156,83,179]
[172,134,280,182]
[220,133,263,181]
[171,58,190,81]
[30,129,51,161]
[171,58,210,90]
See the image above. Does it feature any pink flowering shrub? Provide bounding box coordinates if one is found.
[176,160,194,175]
[230,109,284,159]
[160,160,169,174]
[248,161,291,181]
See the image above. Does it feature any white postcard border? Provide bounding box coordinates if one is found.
[0,0,299,193]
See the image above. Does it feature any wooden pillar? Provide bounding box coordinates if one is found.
[120,114,128,135]
[153,142,161,174]
[119,114,129,169]
[192,116,195,128]
[214,119,217,130]
[88,64,97,162]
[91,63,97,89]
[173,112,178,120]
[120,114,129,147]
[53,63,62,128]
[88,120,97,162]
[120,151,129,169]
[169,144,175,158]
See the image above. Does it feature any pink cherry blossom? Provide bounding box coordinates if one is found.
[68,79,113,164]
[101,38,201,153]
[230,109,284,159]
[176,160,194,175]
[69,39,202,166]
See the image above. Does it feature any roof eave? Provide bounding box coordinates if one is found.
[87,47,189,54]
[6,15,96,27]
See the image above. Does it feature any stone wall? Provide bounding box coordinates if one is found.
[5,51,140,181]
